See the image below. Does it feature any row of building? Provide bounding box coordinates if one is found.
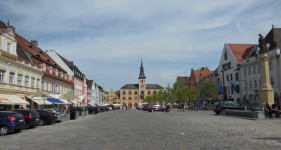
[0,20,114,110]
[177,25,281,107]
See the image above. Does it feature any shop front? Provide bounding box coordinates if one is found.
[0,94,30,110]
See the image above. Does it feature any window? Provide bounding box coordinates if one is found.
[129,91,131,95]
[123,97,125,100]
[259,79,261,86]
[141,91,144,95]
[17,74,22,85]
[31,77,35,88]
[244,69,247,76]
[42,81,45,90]
[123,91,125,95]
[231,86,233,94]
[253,66,256,74]
[269,62,273,70]
[232,102,240,106]
[258,65,261,73]
[224,50,227,60]
[223,63,231,70]
[230,74,233,80]
[245,82,247,89]
[58,85,60,93]
[135,97,137,100]
[7,43,11,53]
[235,73,238,81]
[236,85,240,93]
[52,83,55,91]
[248,68,251,75]
[270,77,274,86]
[36,79,40,88]
[217,78,220,83]
[129,97,131,100]
[249,81,252,89]
[9,72,15,84]
[25,76,29,87]
[228,86,230,94]
[0,70,6,82]
[134,92,137,95]
[254,80,257,88]
[46,82,49,91]
[148,91,151,95]
[226,75,229,80]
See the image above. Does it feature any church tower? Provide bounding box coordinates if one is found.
[138,59,146,103]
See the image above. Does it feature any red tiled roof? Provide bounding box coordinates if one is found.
[115,92,120,97]
[15,33,73,85]
[227,44,256,65]
[194,70,214,78]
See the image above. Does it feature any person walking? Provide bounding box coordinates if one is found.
[181,103,184,112]
[166,105,169,112]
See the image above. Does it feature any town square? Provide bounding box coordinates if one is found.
[0,0,281,150]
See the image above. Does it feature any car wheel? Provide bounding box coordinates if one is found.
[152,110,154,112]
[46,122,52,125]
[14,129,21,133]
[56,120,61,123]
[215,112,220,115]
[23,123,27,129]
[0,126,10,135]
[38,120,45,126]
[29,126,35,128]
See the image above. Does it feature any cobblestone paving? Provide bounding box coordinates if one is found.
[1,109,281,150]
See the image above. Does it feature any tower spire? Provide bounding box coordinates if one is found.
[138,58,146,79]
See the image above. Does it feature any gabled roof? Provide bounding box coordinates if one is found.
[87,80,93,89]
[146,84,164,89]
[56,53,82,74]
[177,76,190,86]
[227,43,256,65]
[115,92,120,97]
[193,70,214,78]
[265,27,281,51]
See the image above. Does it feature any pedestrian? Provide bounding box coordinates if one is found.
[166,105,169,112]
[126,106,127,111]
[181,103,184,112]
[264,103,272,119]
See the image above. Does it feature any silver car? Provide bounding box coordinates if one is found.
[44,109,62,123]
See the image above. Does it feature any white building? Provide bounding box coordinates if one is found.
[217,43,255,103]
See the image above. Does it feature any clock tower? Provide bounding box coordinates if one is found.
[138,59,146,103]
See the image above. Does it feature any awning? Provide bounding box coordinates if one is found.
[27,96,53,105]
[58,99,72,104]
[88,103,95,106]
[0,94,29,105]
[69,100,77,104]
[47,98,65,104]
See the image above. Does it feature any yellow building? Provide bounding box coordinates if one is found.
[107,89,120,104]
[0,20,43,110]
[120,60,164,108]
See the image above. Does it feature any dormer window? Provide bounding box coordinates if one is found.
[64,74,67,80]
[49,67,52,74]
[55,69,58,76]
[60,71,63,78]
[43,63,46,71]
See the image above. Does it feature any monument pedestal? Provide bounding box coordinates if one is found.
[259,52,274,109]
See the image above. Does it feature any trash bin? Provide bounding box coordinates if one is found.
[70,110,76,120]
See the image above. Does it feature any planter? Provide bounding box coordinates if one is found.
[82,111,85,117]
[76,112,79,119]
[66,114,70,121]
[86,111,89,116]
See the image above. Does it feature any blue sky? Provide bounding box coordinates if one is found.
[1,0,280,92]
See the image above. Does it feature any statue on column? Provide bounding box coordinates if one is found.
[258,34,267,53]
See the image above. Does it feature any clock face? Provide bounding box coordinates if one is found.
[141,85,144,88]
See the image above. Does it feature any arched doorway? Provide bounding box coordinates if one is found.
[134,102,138,108]
[249,94,255,106]
[255,94,260,107]
[128,102,132,108]
[122,102,126,108]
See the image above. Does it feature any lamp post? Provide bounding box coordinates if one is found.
[220,69,226,101]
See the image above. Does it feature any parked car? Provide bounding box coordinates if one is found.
[35,109,58,125]
[44,109,62,123]
[99,106,107,112]
[106,105,115,110]
[0,111,25,135]
[148,105,164,112]
[11,109,40,129]
[84,106,98,114]
[213,101,246,114]
[144,104,153,111]
[159,105,166,111]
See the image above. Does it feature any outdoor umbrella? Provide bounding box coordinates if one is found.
[32,91,55,109]
[59,91,79,107]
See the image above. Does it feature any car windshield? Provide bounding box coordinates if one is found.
[30,110,39,116]
[12,113,24,119]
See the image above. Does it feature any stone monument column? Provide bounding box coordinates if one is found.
[258,34,274,109]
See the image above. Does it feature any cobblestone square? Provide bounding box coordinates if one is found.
[1,110,281,150]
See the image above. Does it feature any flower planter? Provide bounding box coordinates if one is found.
[86,111,89,116]
[82,111,85,117]
[66,114,70,121]
[76,112,79,119]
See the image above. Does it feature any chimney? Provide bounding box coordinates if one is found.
[31,40,38,48]
[70,61,73,65]
[272,24,274,28]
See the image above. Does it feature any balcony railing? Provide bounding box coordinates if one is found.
[0,82,38,93]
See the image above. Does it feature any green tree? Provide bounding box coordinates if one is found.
[201,78,219,99]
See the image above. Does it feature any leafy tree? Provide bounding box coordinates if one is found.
[201,78,219,99]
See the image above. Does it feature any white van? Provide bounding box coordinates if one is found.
[137,103,148,110]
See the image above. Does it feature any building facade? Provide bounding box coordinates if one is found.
[120,60,164,108]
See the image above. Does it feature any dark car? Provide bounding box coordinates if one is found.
[144,104,153,111]
[0,111,25,135]
[44,109,63,123]
[11,109,40,129]
[213,101,245,114]
[99,106,107,112]
[84,106,98,114]
[35,110,58,125]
